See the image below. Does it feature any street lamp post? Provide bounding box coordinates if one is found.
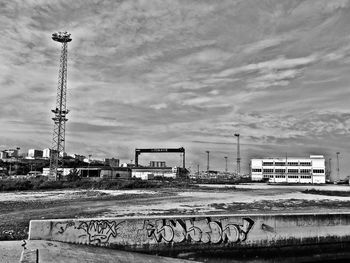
[88,154,92,178]
[336,152,340,180]
[328,158,332,182]
[224,156,228,173]
[206,151,210,175]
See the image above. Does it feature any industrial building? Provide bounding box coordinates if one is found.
[251,155,326,184]
[131,167,176,180]
[42,166,131,179]
[80,167,130,179]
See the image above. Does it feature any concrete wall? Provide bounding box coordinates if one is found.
[28,213,350,253]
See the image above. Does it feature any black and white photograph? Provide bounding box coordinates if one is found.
[0,0,350,262]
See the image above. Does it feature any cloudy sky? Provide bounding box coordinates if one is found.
[1,0,350,179]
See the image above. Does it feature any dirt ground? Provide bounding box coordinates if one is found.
[0,183,350,240]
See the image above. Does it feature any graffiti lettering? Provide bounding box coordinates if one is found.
[77,220,125,245]
[144,219,174,242]
[140,217,254,244]
[56,221,75,235]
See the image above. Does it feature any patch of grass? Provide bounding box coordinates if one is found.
[302,189,350,197]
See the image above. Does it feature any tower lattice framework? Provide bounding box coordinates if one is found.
[49,32,72,180]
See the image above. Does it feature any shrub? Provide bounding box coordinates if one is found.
[0,180,34,191]
[37,180,64,190]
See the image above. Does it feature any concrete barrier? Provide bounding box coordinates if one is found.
[28,213,350,253]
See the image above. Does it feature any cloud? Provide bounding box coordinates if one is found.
[2,0,350,175]
[243,36,291,54]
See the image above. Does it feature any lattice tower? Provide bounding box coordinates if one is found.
[49,32,72,180]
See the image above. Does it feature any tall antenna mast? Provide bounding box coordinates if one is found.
[234,133,240,175]
[49,32,72,180]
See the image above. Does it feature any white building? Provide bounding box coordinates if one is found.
[132,167,176,180]
[251,155,326,184]
[0,151,8,159]
[42,167,73,177]
[28,149,43,159]
[43,148,51,158]
[70,154,86,162]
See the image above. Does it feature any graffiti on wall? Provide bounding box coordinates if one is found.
[77,220,125,244]
[140,217,254,244]
[52,217,254,246]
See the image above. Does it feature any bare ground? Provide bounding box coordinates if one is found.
[1,184,350,241]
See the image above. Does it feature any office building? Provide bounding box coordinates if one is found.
[251,155,325,184]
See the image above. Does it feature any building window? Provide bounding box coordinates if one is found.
[275,162,286,166]
[263,169,274,173]
[313,169,324,174]
[287,162,298,166]
[300,162,311,166]
[276,175,286,178]
[300,169,311,174]
[288,175,299,179]
[275,169,286,173]
[288,169,298,173]
[301,175,311,179]
[252,168,262,172]
[262,162,274,166]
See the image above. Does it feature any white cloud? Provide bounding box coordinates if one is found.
[2,0,350,174]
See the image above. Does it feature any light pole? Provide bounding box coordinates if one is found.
[234,133,240,175]
[206,151,210,175]
[88,154,92,178]
[328,158,332,181]
[224,156,228,173]
[16,147,20,158]
[336,152,340,180]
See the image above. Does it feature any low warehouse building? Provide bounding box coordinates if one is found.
[79,166,131,179]
[131,167,176,180]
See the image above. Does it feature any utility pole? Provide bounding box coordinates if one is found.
[49,32,72,181]
[197,164,200,176]
[328,158,332,181]
[224,156,228,173]
[234,133,240,175]
[206,151,210,174]
[336,152,340,180]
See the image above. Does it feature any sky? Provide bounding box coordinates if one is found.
[1,0,350,179]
